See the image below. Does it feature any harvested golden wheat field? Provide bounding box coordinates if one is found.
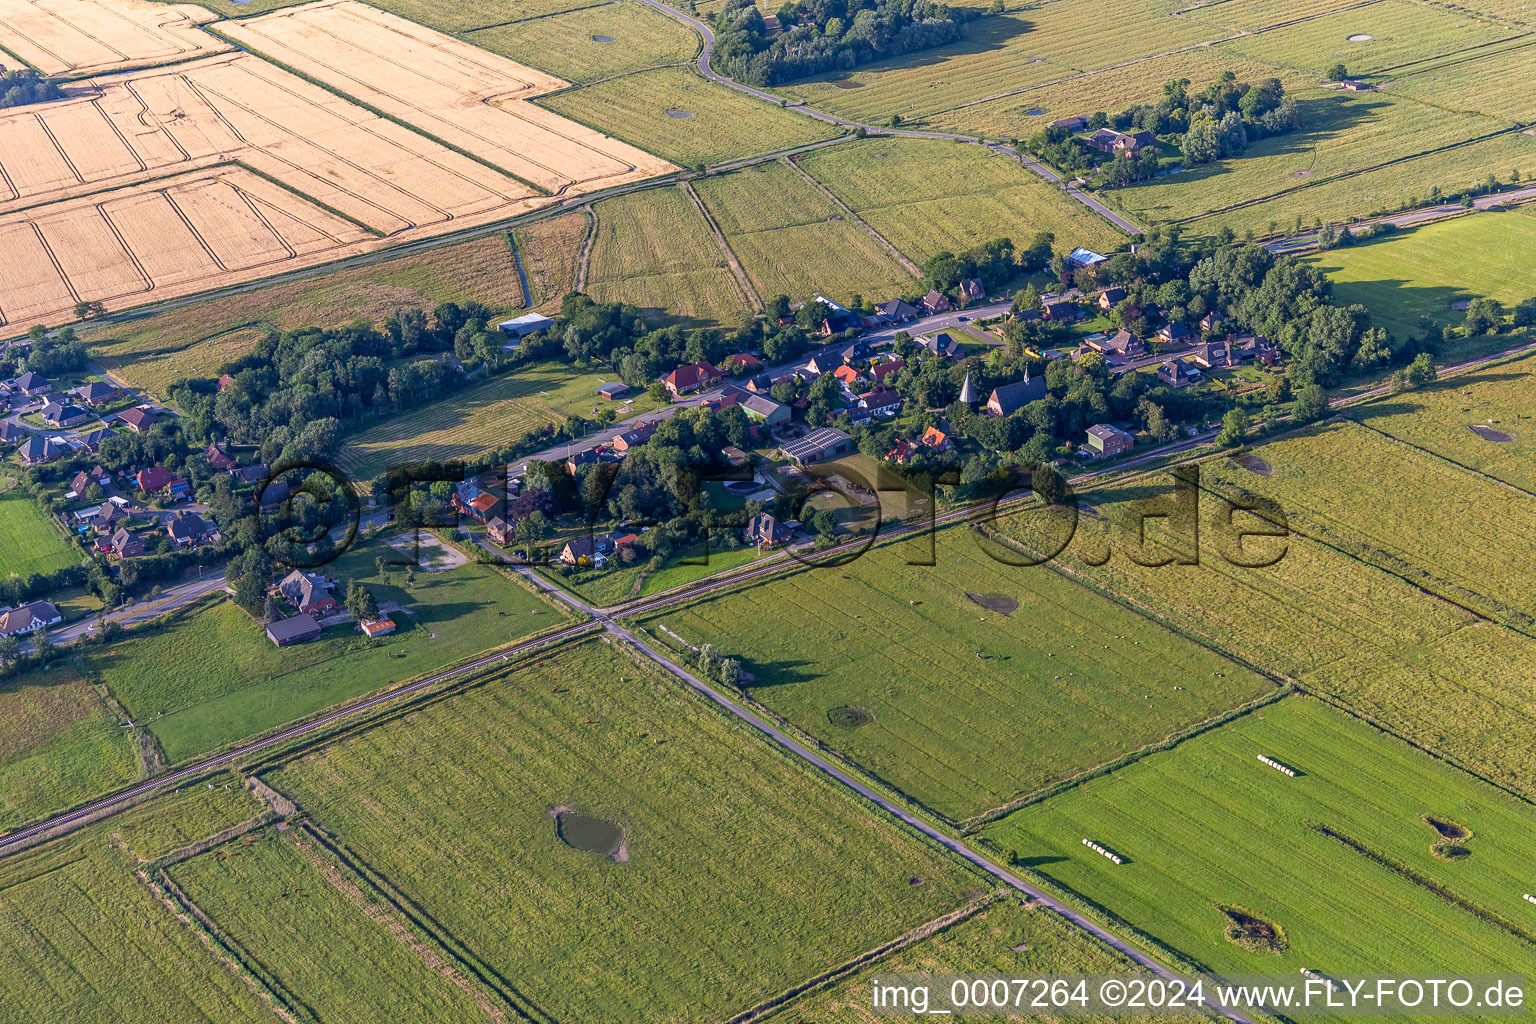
[0,0,674,331]
[220,0,675,194]
[0,0,228,76]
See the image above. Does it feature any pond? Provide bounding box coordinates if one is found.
[555,809,626,860]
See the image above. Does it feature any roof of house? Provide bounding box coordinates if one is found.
[920,333,961,357]
[1043,300,1079,318]
[832,364,861,383]
[859,388,902,411]
[136,466,175,492]
[1100,287,1127,305]
[487,515,509,533]
[0,601,60,634]
[204,442,236,467]
[725,352,761,368]
[233,463,269,484]
[597,382,629,397]
[18,436,55,461]
[745,512,786,545]
[1160,321,1192,338]
[870,357,904,380]
[989,376,1048,416]
[78,427,115,449]
[111,527,140,550]
[959,278,985,299]
[1086,423,1134,443]
[77,381,117,403]
[615,420,658,449]
[41,401,85,421]
[1067,248,1109,268]
[1105,329,1141,354]
[280,570,335,610]
[117,407,158,430]
[14,372,48,390]
[877,298,919,318]
[497,312,555,331]
[168,512,212,541]
[360,618,397,637]
[742,394,786,419]
[266,614,322,644]
[0,421,25,442]
[922,289,948,306]
[922,425,949,447]
[563,535,597,558]
[665,361,720,389]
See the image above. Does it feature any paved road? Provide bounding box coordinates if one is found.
[23,570,229,654]
[635,0,1143,236]
[1264,183,1536,253]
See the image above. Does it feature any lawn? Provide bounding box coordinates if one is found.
[799,138,1126,266]
[0,489,79,581]
[337,361,661,481]
[0,785,272,1024]
[170,829,506,1024]
[537,67,844,168]
[585,185,750,325]
[984,696,1536,975]
[1215,0,1520,76]
[468,2,699,84]
[0,665,139,834]
[1180,132,1536,237]
[513,211,590,312]
[1308,210,1536,337]
[773,0,1223,125]
[1197,420,1536,629]
[995,469,1536,801]
[641,522,1275,822]
[1353,353,1536,492]
[1110,90,1505,227]
[762,898,1181,1023]
[262,639,980,1024]
[89,534,569,762]
[695,159,918,304]
[85,233,526,398]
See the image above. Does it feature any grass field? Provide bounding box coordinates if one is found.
[1110,90,1505,227]
[984,697,1536,974]
[1308,211,1536,336]
[585,185,750,324]
[538,67,843,168]
[696,160,917,304]
[170,829,508,1024]
[90,535,566,762]
[1216,0,1520,75]
[1383,41,1536,122]
[1198,420,1536,629]
[556,541,766,607]
[0,490,79,581]
[928,49,1308,141]
[264,639,980,1024]
[86,233,526,398]
[338,362,661,480]
[469,1,699,83]
[514,212,589,312]
[642,523,1274,822]
[0,784,272,1024]
[763,898,1182,1023]
[1180,133,1536,236]
[1353,354,1536,492]
[1181,0,1362,32]
[799,138,1125,266]
[773,0,1223,125]
[0,665,139,834]
[996,468,1536,800]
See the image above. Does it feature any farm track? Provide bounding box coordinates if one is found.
[683,179,763,310]
[780,155,923,277]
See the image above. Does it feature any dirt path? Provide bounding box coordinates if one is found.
[573,205,596,293]
[683,180,763,311]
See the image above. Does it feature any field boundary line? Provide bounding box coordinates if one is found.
[724,892,1003,1024]
[575,204,597,292]
[782,155,923,276]
[1348,415,1536,500]
[462,0,633,34]
[230,160,386,238]
[295,820,557,1024]
[202,27,554,198]
[148,812,278,871]
[683,180,763,311]
[153,867,315,1023]
[0,160,243,219]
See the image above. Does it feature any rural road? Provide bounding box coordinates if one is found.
[1263,183,1536,253]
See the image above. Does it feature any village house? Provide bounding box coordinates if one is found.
[1051,114,1090,130]
[722,353,762,375]
[111,528,145,559]
[204,442,238,471]
[217,374,237,392]
[921,425,953,452]
[0,421,26,445]
[1158,359,1193,387]
[278,569,339,616]
[886,437,918,464]
[116,407,159,433]
[987,373,1048,418]
[921,289,952,315]
[841,340,873,365]
[76,426,115,452]
[258,478,291,511]
[813,296,860,335]
[232,463,269,485]
[565,447,619,475]
[558,535,603,568]
[487,516,512,547]
[1085,127,1155,157]
[40,401,88,428]
[1190,337,1232,370]
[1066,248,1109,271]
[13,372,51,396]
[1085,423,1136,458]
[1042,300,1084,323]
[780,426,853,467]
[75,381,120,407]
[135,465,176,495]
[452,479,502,524]
[92,500,128,533]
[744,512,788,550]
[875,298,919,324]
[167,510,216,547]
[854,388,902,421]
[0,600,62,637]
[663,360,722,396]
[870,357,904,383]
[744,373,776,394]
[957,278,986,306]
[1085,329,1145,358]
[266,614,322,647]
[1098,287,1127,311]
[918,332,962,359]
[67,467,113,499]
[612,420,659,452]
[832,364,862,388]
[18,436,62,466]
[1157,321,1194,345]
[1199,312,1225,335]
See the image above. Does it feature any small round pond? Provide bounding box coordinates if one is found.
[555,810,626,859]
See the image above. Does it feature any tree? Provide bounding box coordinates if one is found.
[0,634,20,668]
[1031,462,1066,506]
[1292,382,1328,423]
[648,381,671,404]
[1406,352,1437,388]
[1216,407,1250,447]
[346,580,380,622]
[1512,297,1536,327]
[405,566,416,589]
[73,299,106,320]
[1327,63,1349,81]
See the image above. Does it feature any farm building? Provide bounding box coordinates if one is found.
[1085,423,1135,458]
[1067,248,1109,270]
[597,382,630,401]
[278,570,339,616]
[0,601,62,637]
[1051,115,1090,130]
[266,614,323,647]
[497,313,555,345]
[360,618,397,638]
[780,427,853,466]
